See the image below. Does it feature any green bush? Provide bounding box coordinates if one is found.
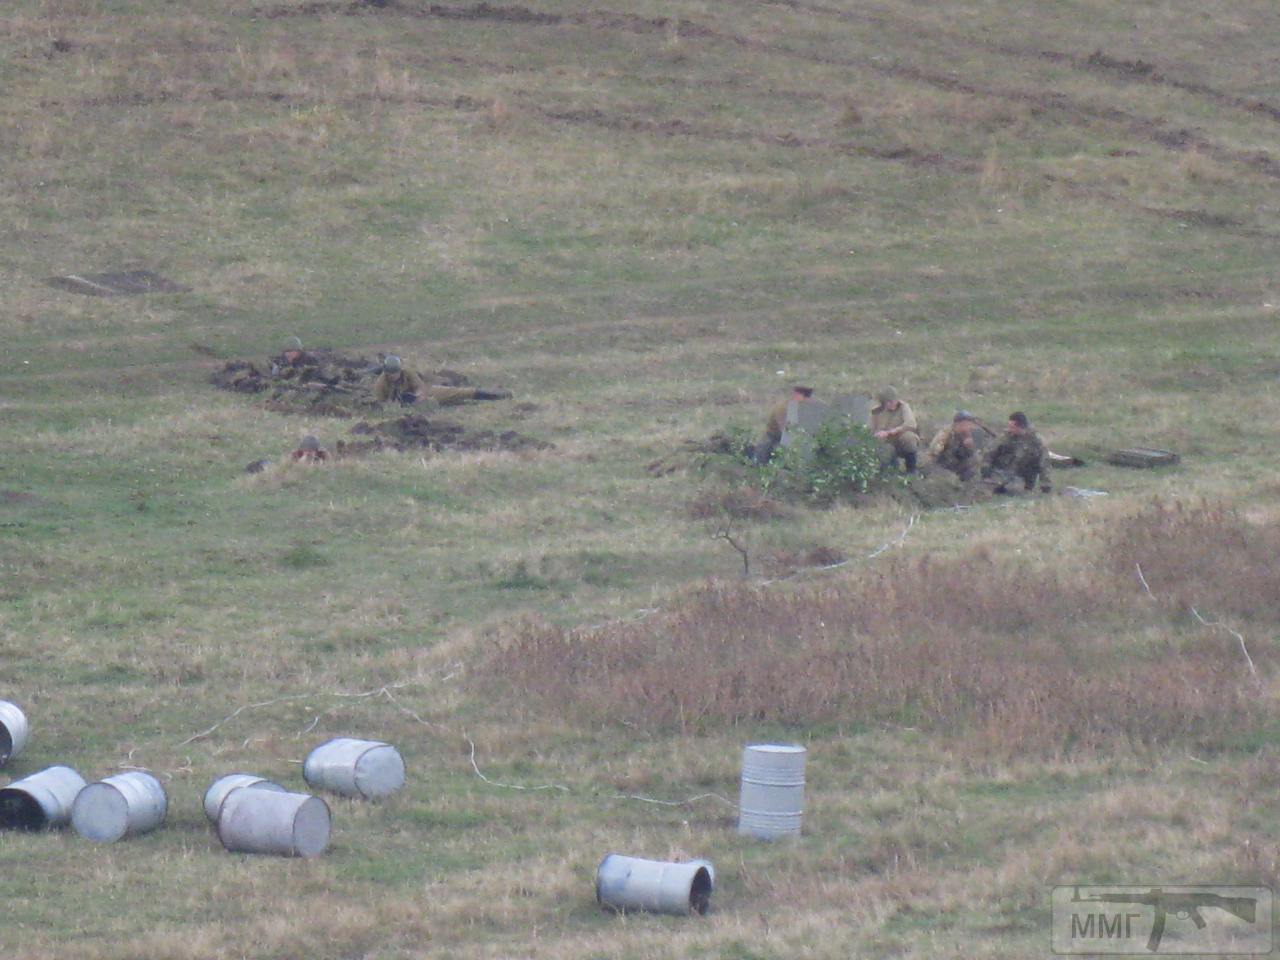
[760,416,884,501]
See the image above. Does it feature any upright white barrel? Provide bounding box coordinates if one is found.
[72,772,167,842]
[738,743,806,839]
[303,738,405,800]
[0,700,30,768]
[217,789,331,858]
[596,854,713,916]
[0,765,86,830]
[203,774,288,823]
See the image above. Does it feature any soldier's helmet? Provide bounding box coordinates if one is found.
[953,410,976,422]
[876,386,898,405]
[383,355,403,373]
[300,435,321,452]
[283,336,303,352]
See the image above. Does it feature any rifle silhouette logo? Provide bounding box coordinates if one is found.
[1068,886,1259,953]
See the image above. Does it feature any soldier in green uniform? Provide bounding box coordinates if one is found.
[751,385,814,465]
[981,411,1052,493]
[927,410,982,481]
[870,386,921,473]
[372,355,513,406]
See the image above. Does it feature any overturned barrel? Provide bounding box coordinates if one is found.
[303,738,405,800]
[72,771,167,843]
[203,774,288,823]
[0,765,86,830]
[738,743,806,839]
[218,789,331,858]
[596,854,713,916]
[0,700,30,768]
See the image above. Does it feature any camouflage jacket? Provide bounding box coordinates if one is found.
[764,398,790,441]
[982,430,1052,489]
[373,369,426,403]
[928,425,977,469]
[870,401,919,439]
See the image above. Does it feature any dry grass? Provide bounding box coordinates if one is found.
[485,502,1273,755]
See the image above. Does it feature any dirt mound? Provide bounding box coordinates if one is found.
[340,415,552,455]
[209,351,473,417]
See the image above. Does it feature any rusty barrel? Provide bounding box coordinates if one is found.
[72,772,167,843]
[203,774,288,823]
[0,765,86,830]
[303,738,405,800]
[217,789,331,858]
[0,700,30,768]
[738,743,806,839]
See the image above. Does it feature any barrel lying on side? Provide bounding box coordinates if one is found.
[303,738,405,800]
[72,772,167,843]
[203,774,288,823]
[0,700,30,768]
[218,789,331,858]
[0,765,86,830]
[738,743,806,840]
[596,854,714,916]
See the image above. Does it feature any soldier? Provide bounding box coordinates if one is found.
[870,386,921,473]
[291,435,329,464]
[981,411,1052,493]
[927,410,982,481]
[751,385,814,465]
[372,355,512,406]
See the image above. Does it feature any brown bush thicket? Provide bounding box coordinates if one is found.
[1104,499,1280,621]
[485,503,1275,755]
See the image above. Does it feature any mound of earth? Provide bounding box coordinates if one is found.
[340,415,552,455]
[209,350,473,418]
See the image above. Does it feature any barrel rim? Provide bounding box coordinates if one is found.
[292,795,332,858]
[744,743,806,754]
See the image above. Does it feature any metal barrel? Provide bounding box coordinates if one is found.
[0,765,86,830]
[303,738,405,800]
[738,743,806,839]
[0,700,30,768]
[217,789,331,858]
[687,858,717,892]
[596,854,714,916]
[203,774,288,823]
[71,772,168,843]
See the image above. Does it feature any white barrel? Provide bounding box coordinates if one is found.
[738,743,806,839]
[72,772,167,842]
[0,700,30,768]
[303,738,405,800]
[0,765,86,830]
[217,789,331,858]
[203,774,288,823]
[596,854,713,916]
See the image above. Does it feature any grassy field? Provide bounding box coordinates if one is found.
[2,0,1280,956]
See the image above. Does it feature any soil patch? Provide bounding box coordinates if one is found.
[209,350,474,417]
[46,270,189,297]
[0,491,44,506]
[341,415,552,454]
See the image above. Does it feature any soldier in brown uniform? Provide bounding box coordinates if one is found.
[927,410,981,481]
[372,355,513,406]
[870,386,921,473]
[751,385,814,464]
[981,411,1052,493]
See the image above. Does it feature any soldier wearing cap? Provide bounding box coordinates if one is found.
[927,410,982,481]
[981,411,1052,493]
[870,386,921,473]
[372,355,513,406]
[291,435,328,464]
[752,385,814,465]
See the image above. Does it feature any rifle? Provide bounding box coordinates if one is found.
[1071,887,1257,952]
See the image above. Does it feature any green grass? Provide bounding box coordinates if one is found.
[2,0,1280,956]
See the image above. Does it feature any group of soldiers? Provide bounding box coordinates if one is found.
[760,384,1054,494]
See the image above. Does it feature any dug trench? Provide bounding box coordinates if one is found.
[212,350,551,455]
